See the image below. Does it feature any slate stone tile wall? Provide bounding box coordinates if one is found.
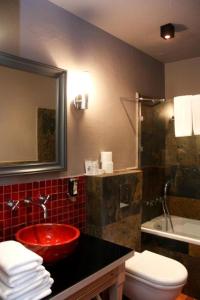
[141,99,200,222]
[168,166,200,200]
[142,166,165,222]
[167,195,200,220]
[141,102,168,168]
[86,170,142,251]
[141,101,170,221]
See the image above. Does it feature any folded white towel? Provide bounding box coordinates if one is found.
[16,288,52,300]
[15,278,53,300]
[174,95,192,137]
[0,265,45,288]
[192,95,200,135]
[0,273,53,300]
[0,270,50,299]
[0,241,43,276]
[13,278,54,300]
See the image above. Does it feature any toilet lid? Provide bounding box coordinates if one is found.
[125,250,188,286]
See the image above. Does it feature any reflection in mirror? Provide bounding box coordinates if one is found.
[0,52,66,176]
[38,107,56,163]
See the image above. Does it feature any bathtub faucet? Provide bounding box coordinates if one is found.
[162,180,174,232]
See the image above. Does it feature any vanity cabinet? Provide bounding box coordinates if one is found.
[63,264,125,300]
[45,234,133,300]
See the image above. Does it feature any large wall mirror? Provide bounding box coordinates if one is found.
[0,51,66,176]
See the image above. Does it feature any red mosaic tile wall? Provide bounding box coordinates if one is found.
[0,176,86,241]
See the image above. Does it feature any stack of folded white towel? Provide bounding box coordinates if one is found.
[0,240,54,300]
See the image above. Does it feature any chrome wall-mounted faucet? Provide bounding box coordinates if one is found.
[38,194,50,205]
[24,195,50,219]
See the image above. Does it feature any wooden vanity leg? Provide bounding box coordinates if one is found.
[109,264,125,300]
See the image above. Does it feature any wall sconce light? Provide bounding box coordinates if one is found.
[160,23,175,40]
[74,93,88,110]
[71,71,91,110]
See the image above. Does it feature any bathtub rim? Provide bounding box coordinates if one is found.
[141,215,200,246]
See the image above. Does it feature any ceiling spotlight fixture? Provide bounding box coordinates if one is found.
[160,23,175,40]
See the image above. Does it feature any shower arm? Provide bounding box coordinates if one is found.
[135,92,166,104]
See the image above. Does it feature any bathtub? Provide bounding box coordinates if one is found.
[141,215,200,246]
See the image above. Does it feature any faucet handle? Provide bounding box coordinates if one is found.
[38,195,50,205]
[7,199,20,211]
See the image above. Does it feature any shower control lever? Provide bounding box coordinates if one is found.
[7,199,20,211]
[38,194,50,205]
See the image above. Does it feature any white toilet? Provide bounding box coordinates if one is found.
[124,250,188,300]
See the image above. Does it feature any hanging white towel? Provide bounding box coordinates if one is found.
[191,95,200,135]
[0,272,53,300]
[0,241,43,276]
[173,95,192,137]
[0,265,45,288]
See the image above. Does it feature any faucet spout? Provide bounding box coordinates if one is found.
[40,203,47,219]
[24,199,48,219]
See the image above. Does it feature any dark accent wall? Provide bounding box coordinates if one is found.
[141,97,200,222]
[86,170,142,250]
[165,100,200,200]
[141,68,200,298]
[164,57,200,220]
[141,101,169,222]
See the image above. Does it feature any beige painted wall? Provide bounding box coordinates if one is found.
[165,57,200,98]
[0,65,56,163]
[0,0,164,183]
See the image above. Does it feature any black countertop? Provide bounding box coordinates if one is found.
[44,234,133,299]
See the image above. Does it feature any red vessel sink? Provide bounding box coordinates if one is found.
[16,224,80,263]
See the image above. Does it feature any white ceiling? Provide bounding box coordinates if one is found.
[49,0,200,63]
